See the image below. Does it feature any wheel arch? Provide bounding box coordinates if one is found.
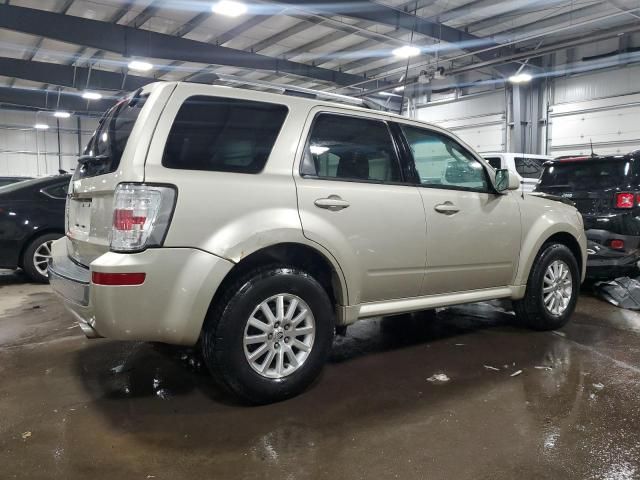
[515,226,585,288]
[207,242,348,324]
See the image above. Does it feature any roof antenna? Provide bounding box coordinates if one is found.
[590,139,596,158]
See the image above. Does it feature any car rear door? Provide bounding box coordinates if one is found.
[398,123,521,295]
[294,109,427,305]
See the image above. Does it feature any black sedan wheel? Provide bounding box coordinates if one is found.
[22,233,63,283]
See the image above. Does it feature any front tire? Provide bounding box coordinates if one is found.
[514,243,580,331]
[22,233,62,283]
[201,266,335,404]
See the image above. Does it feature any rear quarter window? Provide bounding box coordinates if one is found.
[162,96,288,174]
[484,157,502,169]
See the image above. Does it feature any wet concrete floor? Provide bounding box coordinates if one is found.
[1,269,639,479]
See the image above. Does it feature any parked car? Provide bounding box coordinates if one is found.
[0,174,71,282]
[483,153,553,192]
[535,152,640,279]
[50,81,586,404]
[0,176,32,188]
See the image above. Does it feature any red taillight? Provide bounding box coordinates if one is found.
[113,209,146,231]
[610,239,625,250]
[616,193,634,209]
[92,272,146,286]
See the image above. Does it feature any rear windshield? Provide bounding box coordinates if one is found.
[538,160,631,190]
[79,94,148,178]
[162,96,288,174]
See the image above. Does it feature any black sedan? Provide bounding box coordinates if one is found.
[0,176,32,188]
[0,174,71,282]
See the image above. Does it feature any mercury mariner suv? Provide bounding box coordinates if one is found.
[49,78,586,404]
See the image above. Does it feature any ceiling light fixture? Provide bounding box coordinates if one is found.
[34,123,50,130]
[392,45,420,58]
[393,85,405,92]
[82,91,102,100]
[128,60,153,72]
[212,0,247,17]
[508,72,533,84]
[53,111,71,118]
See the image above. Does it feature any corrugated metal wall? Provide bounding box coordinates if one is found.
[0,107,98,177]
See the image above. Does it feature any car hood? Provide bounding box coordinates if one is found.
[527,191,576,207]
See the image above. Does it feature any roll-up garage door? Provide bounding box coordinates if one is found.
[415,91,506,154]
[548,92,640,157]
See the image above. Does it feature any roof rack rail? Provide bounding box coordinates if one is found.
[186,72,379,109]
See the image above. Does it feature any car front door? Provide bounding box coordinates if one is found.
[294,110,427,305]
[399,124,521,295]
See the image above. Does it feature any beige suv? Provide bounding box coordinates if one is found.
[49,78,586,404]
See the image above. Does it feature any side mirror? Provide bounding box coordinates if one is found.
[494,169,520,192]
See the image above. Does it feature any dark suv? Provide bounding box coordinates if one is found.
[535,151,640,279]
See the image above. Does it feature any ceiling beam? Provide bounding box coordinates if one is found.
[0,57,153,91]
[0,4,376,87]
[0,86,115,113]
[273,0,510,74]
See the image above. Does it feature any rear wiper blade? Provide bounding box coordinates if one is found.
[77,154,109,165]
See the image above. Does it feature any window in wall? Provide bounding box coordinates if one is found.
[302,114,401,183]
[162,96,288,174]
[401,125,489,191]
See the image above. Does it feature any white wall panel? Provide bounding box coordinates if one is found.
[0,107,98,177]
[415,91,506,153]
[548,94,640,156]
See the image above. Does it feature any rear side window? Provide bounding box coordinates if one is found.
[515,157,545,179]
[301,114,400,182]
[80,94,148,178]
[162,96,288,174]
[484,157,502,169]
[41,181,69,199]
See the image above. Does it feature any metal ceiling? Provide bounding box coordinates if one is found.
[0,0,638,113]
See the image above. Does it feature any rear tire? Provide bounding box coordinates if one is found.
[201,266,335,404]
[22,233,62,283]
[514,243,580,331]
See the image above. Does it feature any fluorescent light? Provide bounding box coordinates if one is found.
[212,0,247,17]
[82,91,102,100]
[508,73,533,84]
[34,123,50,130]
[53,111,71,118]
[392,45,420,58]
[393,85,405,92]
[128,60,153,72]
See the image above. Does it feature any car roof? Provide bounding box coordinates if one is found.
[0,174,71,194]
[550,151,640,164]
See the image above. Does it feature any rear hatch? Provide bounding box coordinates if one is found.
[536,157,640,235]
[66,83,174,266]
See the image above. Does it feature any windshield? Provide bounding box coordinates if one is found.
[538,160,631,190]
[79,93,148,178]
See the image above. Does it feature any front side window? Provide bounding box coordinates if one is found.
[401,125,489,191]
[162,96,288,174]
[301,114,401,183]
[515,157,545,179]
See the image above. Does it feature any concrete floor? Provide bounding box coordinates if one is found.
[1,270,640,479]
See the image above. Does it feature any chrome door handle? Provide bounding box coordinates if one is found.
[434,202,460,215]
[314,195,350,211]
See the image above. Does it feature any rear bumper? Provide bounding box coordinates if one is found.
[49,238,234,345]
[585,230,640,279]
